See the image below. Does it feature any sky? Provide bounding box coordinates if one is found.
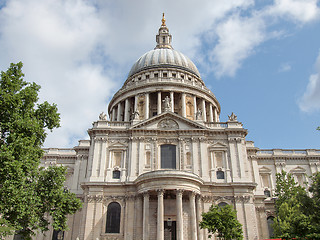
[0,0,320,150]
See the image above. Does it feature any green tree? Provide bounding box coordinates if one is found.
[0,62,82,239]
[273,171,320,239]
[200,204,243,240]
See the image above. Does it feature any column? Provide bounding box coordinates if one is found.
[157,92,162,114]
[214,107,218,122]
[157,189,165,240]
[124,98,129,121]
[112,107,116,121]
[145,93,150,119]
[193,96,197,119]
[170,91,174,112]
[196,195,204,240]
[176,189,184,240]
[143,192,150,240]
[202,99,206,122]
[117,102,122,121]
[134,95,138,113]
[189,192,197,240]
[209,103,214,122]
[182,93,186,118]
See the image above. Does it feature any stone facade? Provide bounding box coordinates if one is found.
[17,16,320,240]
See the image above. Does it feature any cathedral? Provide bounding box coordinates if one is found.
[30,15,320,240]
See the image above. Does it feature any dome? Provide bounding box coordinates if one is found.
[127,48,201,78]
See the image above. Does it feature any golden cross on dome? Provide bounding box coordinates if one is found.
[161,13,166,26]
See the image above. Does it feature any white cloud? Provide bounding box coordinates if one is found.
[279,62,292,72]
[209,14,266,77]
[266,0,320,23]
[299,52,320,112]
[0,0,116,147]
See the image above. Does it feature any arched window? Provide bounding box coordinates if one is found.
[106,202,121,233]
[161,144,176,169]
[216,170,225,179]
[218,202,228,208]
[267,216,275,238]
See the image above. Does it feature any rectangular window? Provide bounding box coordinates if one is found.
[113,170,120,179]
[161,144,176,169]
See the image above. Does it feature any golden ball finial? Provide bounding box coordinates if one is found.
[161,13,166,26]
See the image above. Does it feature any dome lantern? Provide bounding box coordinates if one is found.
[155,13,172,50]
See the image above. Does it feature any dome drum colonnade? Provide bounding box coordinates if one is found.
[108,15,220,124]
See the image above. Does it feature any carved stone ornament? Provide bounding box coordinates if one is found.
[163,96,171,112]
[196,108,202,120]
[235,195,251,203]
[99,112,107,120]
[158,119,179,130]
[228,112,238,122]
[132,110,140,120]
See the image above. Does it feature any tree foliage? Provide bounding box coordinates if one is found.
[273,171,320,239]
[0,62,82,239]
[200,204,243,240]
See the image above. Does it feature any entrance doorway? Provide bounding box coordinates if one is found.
[164,220,176,240]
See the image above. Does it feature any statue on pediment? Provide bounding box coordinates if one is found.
[99,112,107,120]
[228,112,237,122]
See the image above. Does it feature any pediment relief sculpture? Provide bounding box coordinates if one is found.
[158,119,179,130]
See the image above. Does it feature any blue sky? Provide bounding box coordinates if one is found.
[0,0,320,149]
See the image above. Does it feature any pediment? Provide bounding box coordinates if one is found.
[130,112,207,131]
[259,166,272,173]
[108,141,127,148]
[290,166,306,173]
[211,142,228,148]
